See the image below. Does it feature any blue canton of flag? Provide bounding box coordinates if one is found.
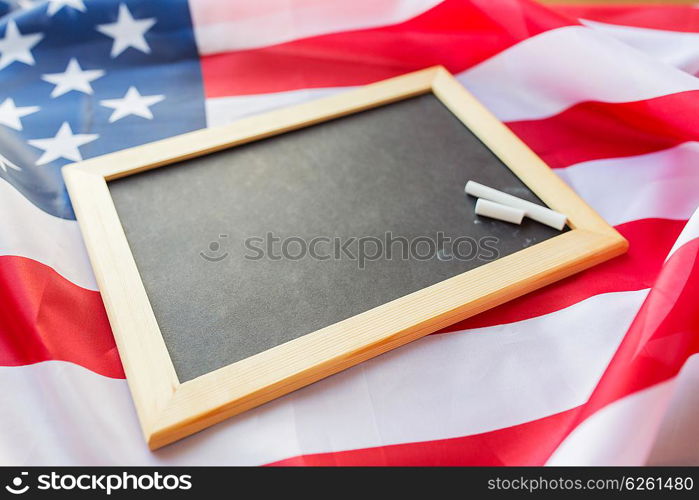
[0,0,206,220]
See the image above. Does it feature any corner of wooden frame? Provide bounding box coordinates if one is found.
[145,393,181,451]
[583,224,629,261]
[427,65,452,83]
[145,381,225,451]
[426,66,629,262]
[62,161,105,190]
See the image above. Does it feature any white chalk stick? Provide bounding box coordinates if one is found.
[465,181,567,230]
[475,198,525,224]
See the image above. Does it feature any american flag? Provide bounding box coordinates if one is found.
[1,0,698,465]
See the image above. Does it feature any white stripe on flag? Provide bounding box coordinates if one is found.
[556,142,699,227]
[0,178,96,291]
[646,354,699,465]
[191,0,443,55]
[458,26,699,122]
[581,20,699,76]
[204,87,350,128]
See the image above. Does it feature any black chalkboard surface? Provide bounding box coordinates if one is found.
[65,67,626,448]
[109,93,561,382]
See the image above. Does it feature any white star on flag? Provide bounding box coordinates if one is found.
[0,20,44,70]
[0,98,39,131]
[100,86,164,123]
[41,58,105,98]
[0,152,21,172]
[28,122,98,165]
[16,0,37,9]
[46,0,87,16]
[96,3,156,58]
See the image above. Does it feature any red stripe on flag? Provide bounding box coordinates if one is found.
[268,407,577,466]
[441,218,684,333]
[200,0,573,97]
[507,91,699,168]
[0,256,124,379]
[551,5,699,33]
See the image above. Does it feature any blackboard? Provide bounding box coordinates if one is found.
[109,93,561,382]
[65,67,626,448]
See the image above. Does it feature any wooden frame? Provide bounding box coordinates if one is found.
[63,66,627,450]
